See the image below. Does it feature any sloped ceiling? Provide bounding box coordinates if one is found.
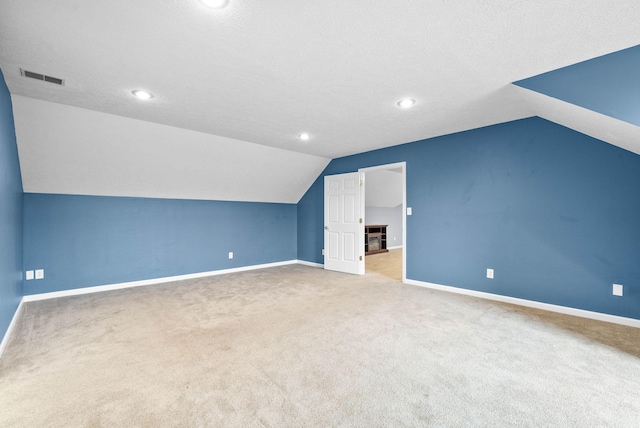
[514,45,640,155]
[11,96,328,203]
[1,1,639,203]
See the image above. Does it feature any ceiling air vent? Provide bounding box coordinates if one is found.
[20,68,65,85]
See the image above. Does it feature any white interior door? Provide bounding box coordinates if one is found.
[324,172,365,275]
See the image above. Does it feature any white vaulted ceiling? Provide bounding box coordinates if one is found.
[1,1,640,202]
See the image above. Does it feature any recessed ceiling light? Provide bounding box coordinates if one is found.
[200,0,229,8]
[299,133,311,141]
[132,90,154,100]
[397,98,416,108]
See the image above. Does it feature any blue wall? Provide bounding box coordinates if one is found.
[515,45,640,127]
[23,194,297,294]
[298,117,640,320]
[0,69,24,339]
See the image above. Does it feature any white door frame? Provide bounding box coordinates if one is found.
[359,162,407,283]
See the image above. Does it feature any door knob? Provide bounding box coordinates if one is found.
[324,226,329,230]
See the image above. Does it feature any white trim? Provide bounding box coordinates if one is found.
[296,260,324,268]
[387,245,403,250]
[23,260,299,302]
[405,279,640,329]
[0,299,25,360]
[358,162,407,173]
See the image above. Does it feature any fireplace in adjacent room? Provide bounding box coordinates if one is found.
[368,234,381,251]
[365,225,388,255]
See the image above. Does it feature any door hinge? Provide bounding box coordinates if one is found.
[360,179,363,186]
[359,218,363,223]
[359,255,363,261]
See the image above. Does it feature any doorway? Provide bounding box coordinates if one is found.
[360,162,406,282]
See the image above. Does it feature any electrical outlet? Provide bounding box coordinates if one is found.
[35,269,44,280]
[228,252,233,259]
[486,268,494,279]
[613,284,623,297]
[25,270,34,280]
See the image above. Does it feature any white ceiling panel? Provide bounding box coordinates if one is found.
[514,86,640,156]
[13,96,329,203]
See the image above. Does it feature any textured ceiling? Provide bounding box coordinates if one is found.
[1,1,640,202]
[3,0,640,157]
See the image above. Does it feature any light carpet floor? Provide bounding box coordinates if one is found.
[1,265,639,427]
[366,248,402,281]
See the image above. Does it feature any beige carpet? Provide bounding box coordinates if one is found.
[1,265,639,427]
[366,248,402,281]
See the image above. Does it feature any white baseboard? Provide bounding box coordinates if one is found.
[296,260,324,268]
[0,299,24,360]
[23,260,301,302]
[3,260,327,360]
[405,279,640,329]
[387,245,403,250]
[6,267,637,361]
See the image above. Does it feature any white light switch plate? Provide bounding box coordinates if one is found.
[613,283,623,296]
[25,270,34,280]
[407,207,412,215]
[35,269,44,279]
[228,252,233,259]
